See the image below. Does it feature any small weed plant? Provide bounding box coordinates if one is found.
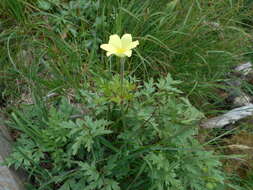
[6,74,232,190]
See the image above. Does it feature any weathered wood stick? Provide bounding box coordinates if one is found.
[234,62,252,76]
[201,104,253,128]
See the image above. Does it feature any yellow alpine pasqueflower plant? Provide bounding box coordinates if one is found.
[100,34,139,57]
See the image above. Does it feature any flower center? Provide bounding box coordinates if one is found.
[116,48,126,54]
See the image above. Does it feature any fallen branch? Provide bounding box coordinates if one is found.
[201,104,253,128]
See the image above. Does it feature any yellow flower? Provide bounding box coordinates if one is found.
[100,34,139,58]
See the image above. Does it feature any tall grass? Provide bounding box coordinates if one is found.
[0,0,252,111]
[0,0,26,22]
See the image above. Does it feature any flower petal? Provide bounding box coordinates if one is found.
[115,53,126,57]
[106,51,114,56]
[124,50,132,57]
[109,34,122,48]
[100,44,116,53]
[129,40,139,49]
[121,34,132,49]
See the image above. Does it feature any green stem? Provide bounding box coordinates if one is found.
[120,58,125,98]
[120,58,125,129]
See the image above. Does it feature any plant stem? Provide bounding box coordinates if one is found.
[120,58,125,97]
[120,58,125,129]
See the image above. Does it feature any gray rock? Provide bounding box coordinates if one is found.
[0,119,25,190]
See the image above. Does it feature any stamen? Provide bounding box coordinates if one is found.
[116,48,126,54]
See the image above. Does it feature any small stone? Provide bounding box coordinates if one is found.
[0,156,25,190]
[0,118,25,190]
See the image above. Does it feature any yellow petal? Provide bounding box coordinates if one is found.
[129,40,139,49]
[109,34,122,48]
[124,50,132,57]
[121,34,132,49]
[100,44,116,52]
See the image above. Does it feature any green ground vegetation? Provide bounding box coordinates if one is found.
[1,0,253,189]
